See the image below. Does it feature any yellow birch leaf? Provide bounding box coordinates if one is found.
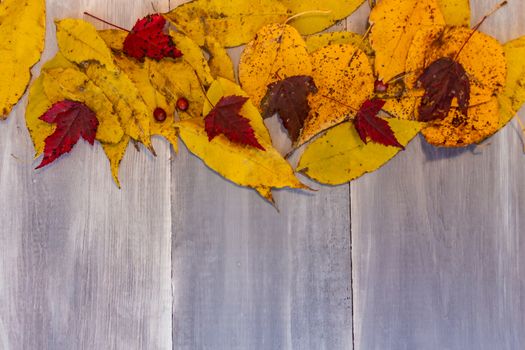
[421,98,500,147]
[176,78,305,196]
[41,67,124,144]
[297,44,374,146]
[205,36,236,82]
[102,135,130,188]
[239,23,312,110]
[169,30,214,87]
[83,63,152,149]
[0,0,45,118]
[498,36,525,127]
[149,59,207,120]
[163,0,289,47]
[26,53,76,157]
[297,119,423,185]
[437,0,470,27]
[305,31,373,56]
[281,0,365,35]
[405,26,506,106]
[369,0,445,83]
[55,19,117,72]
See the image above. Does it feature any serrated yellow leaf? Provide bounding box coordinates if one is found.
[437,0,470,26]
[169,30,214,87]
[26,53,76,157]
[298,44,374,146]
[205,36,236,82]
[102,135,130,188]
[297,119,422,185]
[405,26,506,106]
[498,36,525,127]
[239,23,312,110]
[41,67,124,144]
[281,0,364,35]
[0,0,45,118]
[177,78,305,195]
[369,0,445,82]
[164,0,289,47]
[55,19,117,72]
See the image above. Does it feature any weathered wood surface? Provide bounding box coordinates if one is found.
[352,3,525,350]
[0,0,524,349]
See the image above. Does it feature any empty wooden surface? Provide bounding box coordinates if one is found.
[0,0,523,349]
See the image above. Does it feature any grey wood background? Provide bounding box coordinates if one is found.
[0,0,523,349]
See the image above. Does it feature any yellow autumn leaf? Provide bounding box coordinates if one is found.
[297,44,374,146]
[26,53,76,157]
[0,0,45,118]
[164,0,289,47]
[305,31,373,56]
[55,19,117,72]
[405,26,506,106]
[421,98,500,147]
[498,36,525,127]
[437,0,470,26]
[176,78,306,197]
[281,0,364,35]
[239,23,312,110]
[297,119,423,185]
[102,135,130,188]
[205,36,236,82]
[169,30,214,87]
[369,0,445,83]
[41,67,124,144]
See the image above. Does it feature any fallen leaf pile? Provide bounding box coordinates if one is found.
[0,0,523,205]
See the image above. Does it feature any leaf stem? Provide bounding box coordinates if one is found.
[83,12,130,32]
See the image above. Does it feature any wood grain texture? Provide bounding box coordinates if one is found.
[352,2,525,349]
[0,1,172,349]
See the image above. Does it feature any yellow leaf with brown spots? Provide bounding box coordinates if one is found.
[297,44,374,146]
[0,0,45,119]
[239,23,312,110]
[205,36,236,82]
[369,0,445,83]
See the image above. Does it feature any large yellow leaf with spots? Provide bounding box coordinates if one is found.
[176,78,306,201]
[297,44,374,147]
[0,0,45,118]
[498,36,525,127]
[55,19,117,72]
[297,119,423,185]
[281,0,365,35]
[164,0,289,47]
[239,23,312,110]
[369,0,445,83]
[437,0,470,26]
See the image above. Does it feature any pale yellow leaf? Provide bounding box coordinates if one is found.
[437,0,470,26]
[0,0,45,118]
[498,36,525,127]
[305,31,373,56]
[205,36,236,82]
[102,135,130,188]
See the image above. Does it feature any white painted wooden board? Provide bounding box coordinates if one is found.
[0,1,172,349]
[352,2,525,350]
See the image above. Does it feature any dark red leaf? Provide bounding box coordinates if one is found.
[123,14,182,61]
[37,100,99,169]
[260,75,318,142]
[353,98,404,149]
[204,95,265,151]
[417,57,470,122]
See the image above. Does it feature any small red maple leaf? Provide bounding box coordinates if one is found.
[417,57,470,122]
[204,95,265,151]
[123,14,182,61]
[353,98,404,149]
[37,100,99,169]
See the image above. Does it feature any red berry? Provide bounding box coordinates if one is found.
[374,80,389,93]
[153,107,167,122]
[177,97,189,111]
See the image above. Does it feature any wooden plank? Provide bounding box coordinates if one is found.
[352,2,525,349]
[171,14,353,350]
[0,1,172,349]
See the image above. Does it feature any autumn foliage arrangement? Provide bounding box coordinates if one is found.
[2,0,525,205]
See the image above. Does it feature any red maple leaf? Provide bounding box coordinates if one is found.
[37,100,99,169]
[123,14,182,61]
[204,96,265,151]
[417,57,470,122]
[353,98,404,149]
